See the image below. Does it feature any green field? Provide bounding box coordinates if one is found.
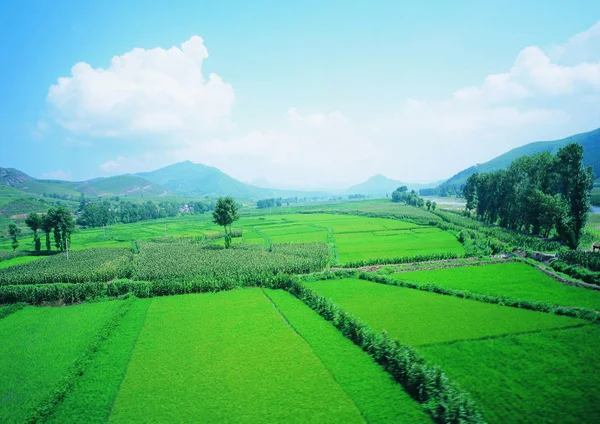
[307,278,581,346]
[109,289,423,423]
[307,277,598,422]
[0,255,44,269]
[0,301,124,423]
[393,262,600,310]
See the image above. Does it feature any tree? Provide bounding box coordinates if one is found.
[46,207,75,251]
[397,186,408,193]
[41,213,53,251]
[425,200,432,210]
[212,196,239,248]
[8,223,21,251]
[25,213,42,251]
[431,201,437,211]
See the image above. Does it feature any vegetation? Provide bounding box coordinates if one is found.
[212,196,239,248]
[8,222,20,251]
[463,143,593,248]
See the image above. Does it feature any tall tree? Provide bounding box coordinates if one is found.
[8,223,21,251]
[212,196,239,248]
[25,213,42,251]
[41,213,54,251]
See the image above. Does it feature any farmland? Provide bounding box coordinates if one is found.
[1,199,599,423]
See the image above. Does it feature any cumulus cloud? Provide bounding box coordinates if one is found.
[48,36,235,138]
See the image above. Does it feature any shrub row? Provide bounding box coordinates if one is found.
[279,276,485,423]
[550,261,600,286]
[0,302,25,319]
[557,249,600,272]
[343,251,466,268]
[297,209,440,226]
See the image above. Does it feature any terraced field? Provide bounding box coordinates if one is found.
[307,277,600,423]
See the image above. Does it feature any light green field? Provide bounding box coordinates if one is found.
[307,277,597,423]
[421,325,600,423]
[394,262,600,310]
[110,290,364,423]
[0,301,124,423]
[306,278,582,346]
[0,255,44,269]
[264,289,431,423]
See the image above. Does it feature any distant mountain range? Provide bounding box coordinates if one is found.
[347,174,442,195]
[438,127,600,189]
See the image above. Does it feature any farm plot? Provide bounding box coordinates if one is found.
[264,289,431,423]
[394,262,600,310]
[306,278,596,423]
[306,278,582,346]
[132,241,328,282]
[243,214,463,264]
[109,290,367,423]
[0,255,44,269]
[0,248,132,285]
[420,325,600,423]
[0,301,124,423]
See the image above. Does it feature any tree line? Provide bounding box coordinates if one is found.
[8,206,75,252]
[391,186,437,210]
[463,143,593,249]
[78,199,214,228]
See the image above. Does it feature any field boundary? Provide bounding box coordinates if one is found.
[518,258,600,292]
[300,270,600,322]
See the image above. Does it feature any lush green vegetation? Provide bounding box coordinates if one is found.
[0,301,124,423]
[109,290,366,423]
[264,289,432,423]
[306,278,582,346]
[420,325,600,423]
[0,248,132,285]
[0,255,44,269]
[394,262,600,310]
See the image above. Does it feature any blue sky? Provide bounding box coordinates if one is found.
[1,0,600,189]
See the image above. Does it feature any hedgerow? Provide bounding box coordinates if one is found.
[550,260,600,286]
[343,252,465,268]
[0,248,133,286]
[557,249,600,272]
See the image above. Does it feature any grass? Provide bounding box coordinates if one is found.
[264,289,432,423]
[109,290,365,423]
[420,325,600,423]
[307,278,583,346]
[45,299,151,424]
[0,255,44,269]
[0,301,123,423]
[393,262,600,310]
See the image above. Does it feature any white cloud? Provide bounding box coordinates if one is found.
[48,36,235,138]
[43,169,73,181]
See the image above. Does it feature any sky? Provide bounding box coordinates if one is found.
[1,1,600,190]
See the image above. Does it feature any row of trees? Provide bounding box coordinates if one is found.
[15,207,75,252]
[78,200,214,228]
[463,143,593,249]
[391,187,437,210]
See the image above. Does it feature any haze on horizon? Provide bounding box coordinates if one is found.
[1,1,599,191]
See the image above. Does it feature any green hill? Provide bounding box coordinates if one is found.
[137,161,329,199]
[77,175,168,198]
[442,127,600,188]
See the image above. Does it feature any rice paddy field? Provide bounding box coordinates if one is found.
[1,200,599,423]
[307,277,600,423]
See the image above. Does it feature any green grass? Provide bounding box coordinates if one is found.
[393,262,600,310]
[0,301,123,423]
[264,289,432,424]
[109,290,365,423]
[0,255,44,269]
[420,325,600,423]
[45,299,151,423]
[307,278,582,346]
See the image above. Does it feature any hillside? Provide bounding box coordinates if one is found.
[442,127,600,188]
[137,161,329,199]
[77,175,168,198]
[347,174,442,195]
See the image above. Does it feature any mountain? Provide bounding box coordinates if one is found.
[441,127,600,188]
[137,161,330,199]
[347,174,442,195]
[0,168,168,199]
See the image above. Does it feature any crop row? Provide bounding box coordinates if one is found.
[132,241,328,282]
[343,251,465,268]
[0,248,133,286]
[550,261,600,286]
[557,250,600,272]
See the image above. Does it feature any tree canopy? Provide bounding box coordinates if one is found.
[212,196,239,248]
